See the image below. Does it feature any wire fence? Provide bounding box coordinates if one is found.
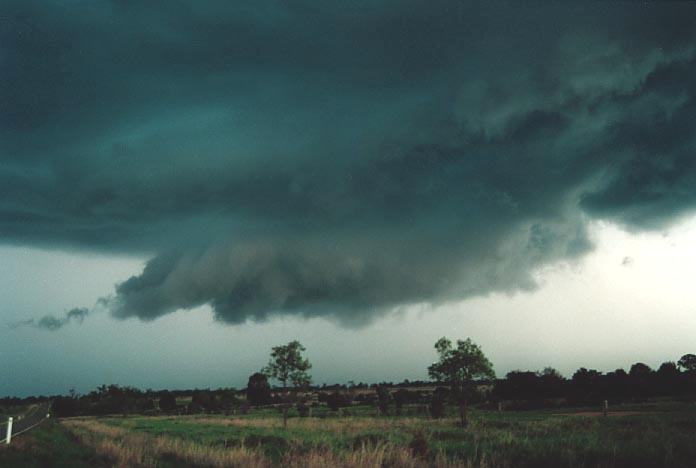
[1,401,51,443]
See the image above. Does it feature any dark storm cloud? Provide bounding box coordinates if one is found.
[2,1,696,326]
[9,307,89,331]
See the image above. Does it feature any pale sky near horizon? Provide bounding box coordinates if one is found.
[3,1,696,397]
[2,218,695,397]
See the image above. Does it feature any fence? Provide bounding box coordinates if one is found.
[1,401,52,444]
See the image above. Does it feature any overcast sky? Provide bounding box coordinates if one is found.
[2,1,696,397]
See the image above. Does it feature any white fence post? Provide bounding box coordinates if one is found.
[5,417,12,444]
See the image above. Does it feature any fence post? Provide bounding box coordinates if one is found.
[5,417,12,444]
[603,400,608,417]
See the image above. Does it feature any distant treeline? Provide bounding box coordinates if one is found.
[3,355,695,418]
[492,359,696,409]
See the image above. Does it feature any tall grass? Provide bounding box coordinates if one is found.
[62,418,467,467]
[63,419,267,467]
[61,404,696,468]
[174,415,454,434]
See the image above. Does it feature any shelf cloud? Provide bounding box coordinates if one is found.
[3,1,696,327]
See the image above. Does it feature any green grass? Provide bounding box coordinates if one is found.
[7,402,696,467]
[0,419,105,468]
[91,402,696,467]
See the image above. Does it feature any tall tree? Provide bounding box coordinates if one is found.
[678,354,696,373]
[428,337,494,428]
[263,340,312,428]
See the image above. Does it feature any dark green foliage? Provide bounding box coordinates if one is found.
[376,386,390,416]
[263,340,312,390]
[629,363,652,379]
[428,337,496,390]
[263,340,312,428]
[191,391,217,413]
[429,386,448,419]
[90,385,140,415]
[678,354,696,372]
[324,392,352,411]
[246,372,272,406]
[393,389,418,415]
[428,337,494,427]
[493,357,696,407]
[158,391,177,412]
[52,396,82,418]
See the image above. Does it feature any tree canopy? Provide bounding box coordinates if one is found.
[263,340,312,390]
[428,337,495,391]
[428,337,494,427]
[678,354,696,372]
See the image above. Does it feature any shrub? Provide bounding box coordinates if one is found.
[325,392,352,411]
[430,387,448,419]
[246,372,272,406]
[409,431,429,458]
[376,386,390,416]
[159,391,176,411]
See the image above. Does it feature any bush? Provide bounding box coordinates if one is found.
[246,373,272,406]
[158,391,177,412]
[393,389,419,415]
[325,392,352,411]
[52,396,81,417]
[409,431,429,458]
[430,387,448,419]
[376,386,390,416]
[191,391,217,412]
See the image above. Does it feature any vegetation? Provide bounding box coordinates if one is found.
[50,402,696,467]
[0,419,105,467]
[4,341,696,466]
[247,373,272,407]
[263,340,312,428]
[428,337,495,427]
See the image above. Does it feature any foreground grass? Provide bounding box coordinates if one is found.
[62,418,454,467]
[0,419,105,468]
[57,403,696,468]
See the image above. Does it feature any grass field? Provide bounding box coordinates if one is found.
[2,402,695,467]
[0,419,106,467]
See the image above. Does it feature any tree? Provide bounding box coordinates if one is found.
[246,372,272,406]
[629,362,652,378]
[325,391,352,411]
[429,387,448,419]
[375,385,390,416]
[629,363,653,396]
[394,389,416,415]
[678,354,696,373]
[191,391,216,413]
[263,340,312,428]
[428,337,495,427]
[158,391,177,412]
[656,361,680,395]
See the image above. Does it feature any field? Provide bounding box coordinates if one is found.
[1,402,695,467]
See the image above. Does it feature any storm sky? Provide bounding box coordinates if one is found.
[2,1,696,396]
